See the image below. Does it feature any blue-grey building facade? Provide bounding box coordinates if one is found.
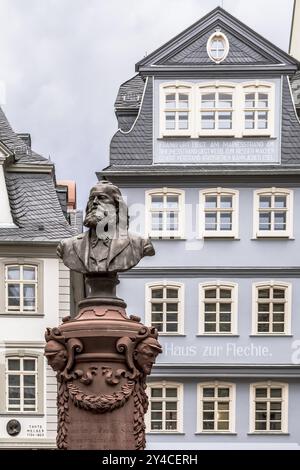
[99,8,300,449]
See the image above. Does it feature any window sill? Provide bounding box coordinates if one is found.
[247,432,289,436]
[149,236,187,241]
[0,313,44,317]
[251,236,294,240]
[198,133,236,138]
[157,334,186,337]
[160,134,192,139]
[197,334,240,337]
[200,236,240,240]
[195,432,237,435]
[249,334,293,337]
[0,413,44,417]
[242,133,273,138]
[146,432,185,435]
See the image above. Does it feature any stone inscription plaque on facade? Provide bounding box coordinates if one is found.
[155,139,279,164]
[26,424,45,438]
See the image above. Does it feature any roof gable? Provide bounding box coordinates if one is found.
[161,27,276,66]
[136,7,299,72]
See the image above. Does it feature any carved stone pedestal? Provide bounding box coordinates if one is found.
[44,274,162,450]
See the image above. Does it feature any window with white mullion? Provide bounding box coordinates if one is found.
[244,91,269,130]
[6,357,37,412]
[149,385,180,432]
[147,189,184,238]
[164,89,191,133]
[202,285,234,334]
[5,264,38,313]
[200,90,234,133]
[200,189,238,238]
[254,189,293,238]
[199,383,234,433]
[256,285,288,334]
[252,384,286,433]
[258,194,288,232]
[150,285,180,334]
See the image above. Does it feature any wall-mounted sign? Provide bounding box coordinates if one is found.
[26,424,45,438]
[155,139,279,164]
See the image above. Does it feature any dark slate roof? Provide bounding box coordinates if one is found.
[0,105,47,164]
[161,27,273,65]
[281,76,300,164]
[117,115,137,132]
[114,75,145,110]
[110,77,153,166]
[0,172,76,242]
[291,71,300,108]
[0,104,76,242]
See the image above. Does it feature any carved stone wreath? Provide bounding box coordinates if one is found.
[67,379,135,413]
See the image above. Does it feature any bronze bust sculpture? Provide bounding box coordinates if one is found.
[57,179,155,273]
[45,180,162,450]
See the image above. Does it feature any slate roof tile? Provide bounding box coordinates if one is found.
[110,77,153,166]
[1,173,76,242]
[0,105,76,242]
[0,106,47,164]
[162,27,273,65]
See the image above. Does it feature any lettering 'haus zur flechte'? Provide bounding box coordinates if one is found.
[98,7,300,449]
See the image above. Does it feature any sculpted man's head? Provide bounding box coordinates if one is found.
[133,337,162,375]
[83,179,128,237]
[44,340,68,372]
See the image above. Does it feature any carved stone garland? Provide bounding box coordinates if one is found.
[45,326,158,450]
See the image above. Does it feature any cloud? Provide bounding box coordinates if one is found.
[0,0,294,208]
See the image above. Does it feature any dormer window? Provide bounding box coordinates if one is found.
[159,81,275,138]
[207,32,229,64]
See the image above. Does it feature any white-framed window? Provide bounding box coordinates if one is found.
[250,382,288,433]
[146,382,183,433]
[252,282,291,335]
[207,31,229,63]
[160,83,193,136]
[6,357,37,412]
[199,188,239,238]
[145,282,184,335]
[198,84,235,136]
[145,188,185,239]
[199,282,238,335]
[197,382,236,433]
[159,81,275,138]
[253,188,293,238]
[5,264,38,313]
[243,82,275,136]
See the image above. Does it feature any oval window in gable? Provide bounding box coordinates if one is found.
[207,31,229,63]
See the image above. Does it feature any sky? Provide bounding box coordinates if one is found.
[0,0,295,209]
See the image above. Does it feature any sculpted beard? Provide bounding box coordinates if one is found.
[84,201,118,235]
[84,201,106,228]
